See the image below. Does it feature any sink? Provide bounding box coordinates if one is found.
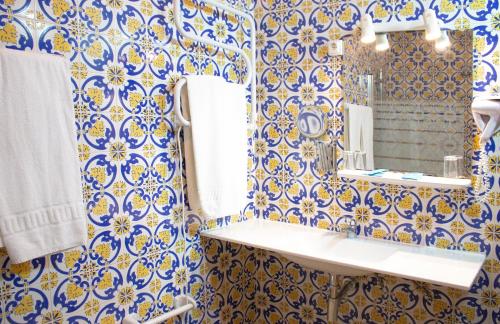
[275,228,371,275]
[280,252,370,276]
[202,219,486,290]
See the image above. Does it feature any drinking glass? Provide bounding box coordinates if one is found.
[354,151,366,170]
[344,151,355,170]
[453,155,464,178]
[444,156,458,178]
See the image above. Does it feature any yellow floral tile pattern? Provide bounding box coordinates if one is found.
[1,0,500,323]
[251,0,500,323]
[0,0,254,322]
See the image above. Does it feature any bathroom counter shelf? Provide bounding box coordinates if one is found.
[202,219,485,290]
[338,169,471,189]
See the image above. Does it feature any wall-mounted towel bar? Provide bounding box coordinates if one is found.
[174,78,190,126]
[173,0,256,128]
[471,96,500,143]
[123,295,196,324]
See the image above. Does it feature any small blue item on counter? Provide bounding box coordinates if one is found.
[364,169,387,176]
[401,172,423,180]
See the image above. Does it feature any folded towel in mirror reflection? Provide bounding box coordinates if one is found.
[347,103,374,170]
[365,169,387,176]
[401,172,424,180]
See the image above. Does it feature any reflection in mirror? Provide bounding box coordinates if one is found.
[343,30,473,177]
[297,106,326,138]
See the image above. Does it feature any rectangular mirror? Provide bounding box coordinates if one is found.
[342,30,473,177]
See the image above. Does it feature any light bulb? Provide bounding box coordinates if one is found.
[435,30,450,51]
[375,33,389,51]
[424,9,441,41]
[360,14,376,44]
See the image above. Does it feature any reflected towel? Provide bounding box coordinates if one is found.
[348,103,374,170]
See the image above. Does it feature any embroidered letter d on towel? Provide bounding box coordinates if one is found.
[0,48,86,264]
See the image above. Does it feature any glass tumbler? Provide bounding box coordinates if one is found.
[453,155,464,178]
[443,155,458,178]
[354,151,366,170]
[344,151,355,170]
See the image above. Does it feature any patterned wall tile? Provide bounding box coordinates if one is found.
[0,0,255,322]
[251,0,500,323]
[1,0,499,322]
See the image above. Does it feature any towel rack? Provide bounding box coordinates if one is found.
[123,295,196,324]
[173,0,256,128]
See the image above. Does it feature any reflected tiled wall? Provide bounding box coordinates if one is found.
[253,0,499,323]
[343,30,474,176]
[0,0,254,322]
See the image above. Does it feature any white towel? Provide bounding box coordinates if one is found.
[181,75,248,218]
[0,49,86,264]
[348,103,374,170]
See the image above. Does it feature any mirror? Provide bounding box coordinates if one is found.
[342,29,473,177]
[297,106,336,174]
[297,106,326,138]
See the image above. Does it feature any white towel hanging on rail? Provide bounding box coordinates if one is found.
[178,75,248,219]
[0,48,86,263]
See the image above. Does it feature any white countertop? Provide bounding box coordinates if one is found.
[202,219,485,290]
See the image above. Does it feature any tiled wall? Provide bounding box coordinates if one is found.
[252,0,499,323]
[0,0,255,322]
[1,0,499,323]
